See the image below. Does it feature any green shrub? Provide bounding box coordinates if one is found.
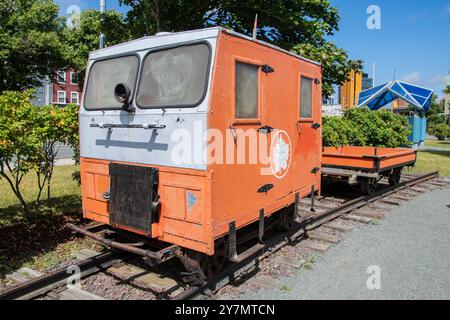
[428,123,450,140]
[323,108,411,148]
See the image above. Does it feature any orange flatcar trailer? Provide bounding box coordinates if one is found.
[321,146,417,194]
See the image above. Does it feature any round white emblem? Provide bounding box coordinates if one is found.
[270,130,291,179]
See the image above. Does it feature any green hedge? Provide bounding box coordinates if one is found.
[322,108,411,148]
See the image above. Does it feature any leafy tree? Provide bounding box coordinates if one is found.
[0,0,68,92]
[0,91,41,218]
[0,91,80,220]
[120,0,351,97]
[445,85,450,95]
[33,105,79,205]
[62,9,131,89]
[121,0,339,47]
[292,45,360,98]
[426,94,447,128]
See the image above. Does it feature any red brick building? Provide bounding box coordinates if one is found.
[52,67,82,105]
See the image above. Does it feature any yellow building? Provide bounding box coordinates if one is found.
[340,70,362,109]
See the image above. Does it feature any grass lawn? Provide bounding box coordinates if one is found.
[0,165,103,282]
[0,165,81,226]
[424,139,450,149]
[407,150,450,177]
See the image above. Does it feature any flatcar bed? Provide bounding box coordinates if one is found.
[321,146,417,194]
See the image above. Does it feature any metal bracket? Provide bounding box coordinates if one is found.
[228,220,264,263]
[90,123,166,129]
[310,185,316,212]
[258,209,265,243]
[294,192,300,217]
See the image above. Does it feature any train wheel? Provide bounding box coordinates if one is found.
[275,205,295,231]
[388,168,402,186]
[199,237,228,280]
[360,177,377,195]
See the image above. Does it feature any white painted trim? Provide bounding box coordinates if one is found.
[57,90,66,104]
[70,91,79,104]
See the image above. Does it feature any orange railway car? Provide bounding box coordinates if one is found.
[322,146,417,194]
[73,27,322,282]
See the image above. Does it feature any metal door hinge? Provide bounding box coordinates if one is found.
[311,167,320,174]
[261,65,274,73]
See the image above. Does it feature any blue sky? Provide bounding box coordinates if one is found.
[56,0,450,97]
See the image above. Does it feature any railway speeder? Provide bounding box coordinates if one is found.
[75,27,322,282]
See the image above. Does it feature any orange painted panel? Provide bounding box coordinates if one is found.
[322,146,417,171]
[80,157,213,254]
[207,31,322,239]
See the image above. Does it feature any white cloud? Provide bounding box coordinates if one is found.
[445,4,450,16]
[401,72,421,83]
[429,75,445,86]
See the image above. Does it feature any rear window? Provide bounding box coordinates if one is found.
[136,43,210,108]
[84,55,139,110]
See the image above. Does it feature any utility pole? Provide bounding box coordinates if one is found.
[372,62,376,87]
[99,0,106,49]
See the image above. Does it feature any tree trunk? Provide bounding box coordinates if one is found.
[152,0,161,32]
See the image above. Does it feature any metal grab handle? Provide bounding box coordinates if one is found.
[90,123,166,129]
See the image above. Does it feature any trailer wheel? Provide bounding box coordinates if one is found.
[199,237,228,280]
[360,177,377,195]
[388,168,402,186]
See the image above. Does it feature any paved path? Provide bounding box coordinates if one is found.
[418,146,450,152]
[224,188,450,300]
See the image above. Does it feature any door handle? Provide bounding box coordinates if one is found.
[311,123,321,129]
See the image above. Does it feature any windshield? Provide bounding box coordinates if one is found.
[84,55,139,110]
[136,43,210,108]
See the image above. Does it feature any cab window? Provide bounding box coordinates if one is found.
[300,76,313,118]
[136,43,210,108]
[235,62,259,119]
[84,55,139,110]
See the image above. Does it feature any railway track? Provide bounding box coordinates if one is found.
[0,171,448,300]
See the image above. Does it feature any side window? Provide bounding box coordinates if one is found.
[235,62,259,119]
[300,76,313,119]
[57,70,66,83]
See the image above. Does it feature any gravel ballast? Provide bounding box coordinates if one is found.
[219,188,450,300]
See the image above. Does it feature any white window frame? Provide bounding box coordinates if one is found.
[70,72,78,85]
[70,91,79,104]
[57,70,66,84]
[57,91,66,104]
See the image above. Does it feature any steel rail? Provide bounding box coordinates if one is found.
[0,251,124,300]
[0,172,442,301]
[177,171,441,300]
